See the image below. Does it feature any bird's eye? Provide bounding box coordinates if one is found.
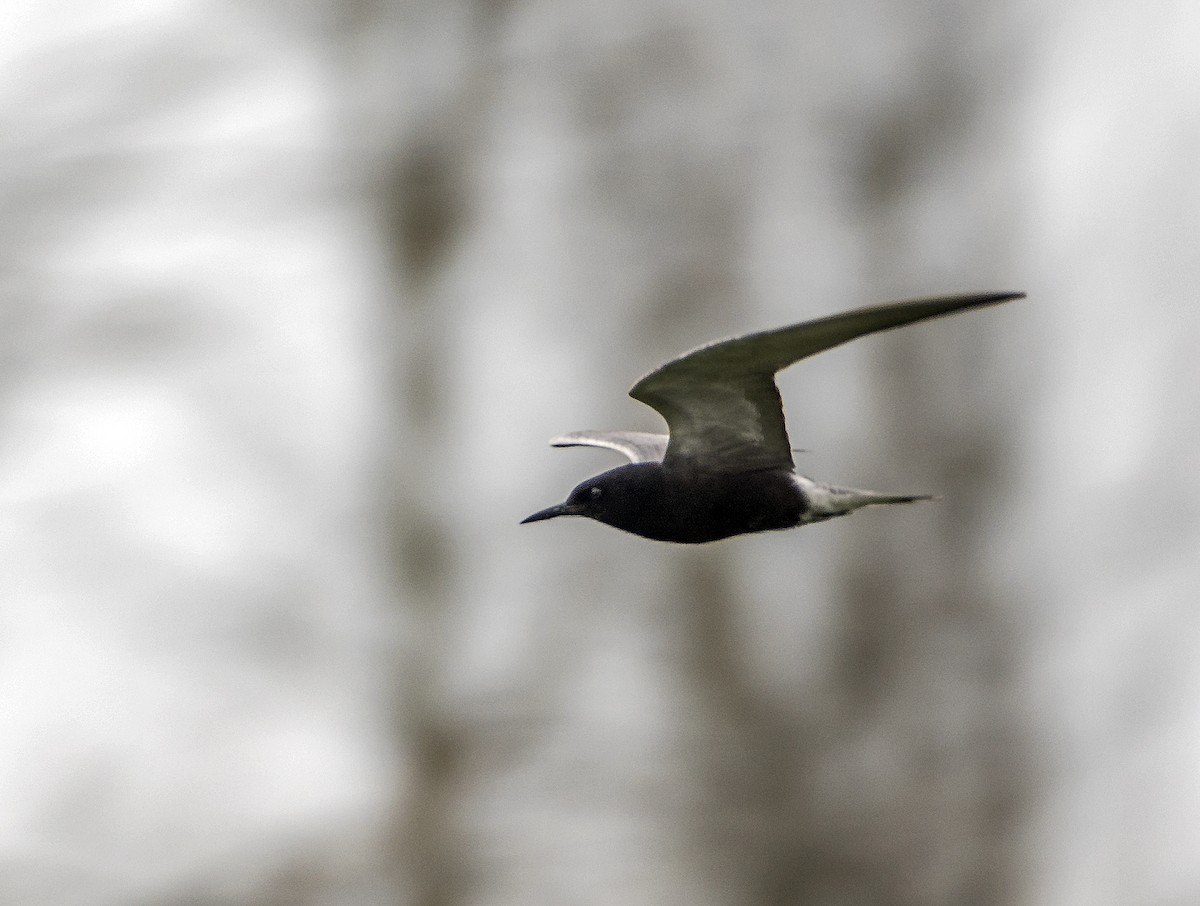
[589,486,603,500]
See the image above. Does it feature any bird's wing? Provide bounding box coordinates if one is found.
[629,292,1024,473]
[550,430,669,463]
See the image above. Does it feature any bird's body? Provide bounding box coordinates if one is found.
[552,462,804,544]
[523,292,1024,543]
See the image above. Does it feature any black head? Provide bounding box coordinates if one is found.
[521,463,667,535]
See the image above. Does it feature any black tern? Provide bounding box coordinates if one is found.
[523,292,1024,543]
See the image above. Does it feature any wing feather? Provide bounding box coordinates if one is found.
[550,430,669,463]
[630,292,1024,472]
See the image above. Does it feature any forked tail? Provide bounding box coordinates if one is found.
[794,475,936,521]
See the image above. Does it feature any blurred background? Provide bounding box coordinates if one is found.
[1,1,1198,904]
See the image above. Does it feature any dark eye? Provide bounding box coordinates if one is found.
[589,486,603,500]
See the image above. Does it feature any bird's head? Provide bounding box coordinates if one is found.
[521,463,665,532]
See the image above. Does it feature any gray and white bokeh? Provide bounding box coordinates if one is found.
[1,1,1197,904]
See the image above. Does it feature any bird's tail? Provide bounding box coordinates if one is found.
[795,475,937,520]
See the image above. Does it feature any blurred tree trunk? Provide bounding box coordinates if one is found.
[358,2,1033,905]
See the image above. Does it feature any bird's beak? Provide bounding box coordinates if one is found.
[520,502,580,524]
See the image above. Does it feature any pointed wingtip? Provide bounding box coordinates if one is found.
[950,290,1025,310]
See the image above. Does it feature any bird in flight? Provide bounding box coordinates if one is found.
[522,292,1024,543]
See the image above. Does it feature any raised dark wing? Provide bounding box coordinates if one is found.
[629,292,1024,473]
[550,430,669,463]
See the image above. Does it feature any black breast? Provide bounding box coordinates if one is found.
[639,467,805,543]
